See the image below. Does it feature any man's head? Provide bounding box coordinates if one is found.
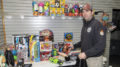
[82,3,94,21]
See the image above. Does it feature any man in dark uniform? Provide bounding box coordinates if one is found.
[74,3,106,67]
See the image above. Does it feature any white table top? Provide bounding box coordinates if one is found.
[25,60,76,67]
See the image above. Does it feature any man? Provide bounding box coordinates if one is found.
[74,3,106,67]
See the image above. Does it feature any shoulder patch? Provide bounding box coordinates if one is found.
[100,29,104,36]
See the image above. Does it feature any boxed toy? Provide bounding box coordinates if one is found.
[62,42,72,54]
[50,7,56,16]
[40,41,52,52]
[50,0,55,7]
[64,32,73,42]
[32,1,38,16]
[29,35,40,62]
[39,29,54,42]
[60,0,65,8]
[44,1,50,16]
[40,51,51,61]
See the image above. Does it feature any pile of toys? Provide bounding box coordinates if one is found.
[0,29,77,67]
[32,0,83,17]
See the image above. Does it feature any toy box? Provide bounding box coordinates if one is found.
[50,0,55,7]
[62,42,72,54]
[64,32,73,42]
[58,42,64,52]
[32,1,38,16]
[40,41,52,52]
[60,0,65,8]
[29,35,40,62]
[50,7,56,16]
[39,29,54,41]
[44,1,50,16]
[60,8,64,16]
[40,51,51,61]
[55,0,60,8]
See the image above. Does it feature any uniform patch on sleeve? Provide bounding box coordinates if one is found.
[100,29,104,36]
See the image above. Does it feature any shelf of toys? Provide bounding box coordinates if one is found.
[0,29,81,67]
[32,0,83,17]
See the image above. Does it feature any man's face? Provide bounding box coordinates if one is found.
[82,10,93,21]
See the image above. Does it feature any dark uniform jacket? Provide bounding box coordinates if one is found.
[74,17,106,58]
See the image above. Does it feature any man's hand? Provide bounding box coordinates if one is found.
[70,44,74,49]
[78,52,86,59]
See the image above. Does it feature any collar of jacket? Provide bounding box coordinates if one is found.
[83,17,95,27]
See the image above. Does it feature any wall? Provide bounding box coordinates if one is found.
[3,0,92,44]
[0,1,4,45]
[3,0,120,66]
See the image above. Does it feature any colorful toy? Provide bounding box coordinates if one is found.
[5,49,15,66]
[40,51,51,61]
[40,41,52,51]
[17,58,24,67]
[64,32,73,42]
[62,42,72,54]
[73,4,79,16]
[38,2,44,16]
[13,35,29,62]
[55,8,61,16]
[52,48,58,56]
[50,8,56,16]
[60,8,64,16]
[60,0,65,8]
[64,4,68,16]
[49,57,63,65]
[0,50,6,67]
[58,42,64,52]
[32,1,38,16]
[55,0,60,8]
[40,29,54,41]
[29,35,40,62]
[12,50,17,55]
[79,4,83,17]
[50,0,55,7]
[14,56,17,60]
[44,1,50,16]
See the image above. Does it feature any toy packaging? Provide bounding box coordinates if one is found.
[62,42,72,54]
[13,35,29,62]
[52,43,59,56]
[64,32,73,42]
[39,29,54,42]
[79,4,83,17]
[58,42,64,52]
[73,4,79,16]
[50,0,55,7]
[29,35,40,62]
[0,50,7,67]
[32,1,38,16]
[40,41,52,52]
[60,0,65,8]
[44,1,50,16]
[55,8,61,16]
[64,4,68,16]
[60,8,64,16]
[55,0,60,8]
[40,51,51,61]
[50,7,56,16]
[38,2,44,16]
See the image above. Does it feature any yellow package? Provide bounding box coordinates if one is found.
[50,0,55,7]
[60,8,64,16]
[50,7,55,16]
[60,0,65,8]
[56,8,61,16]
